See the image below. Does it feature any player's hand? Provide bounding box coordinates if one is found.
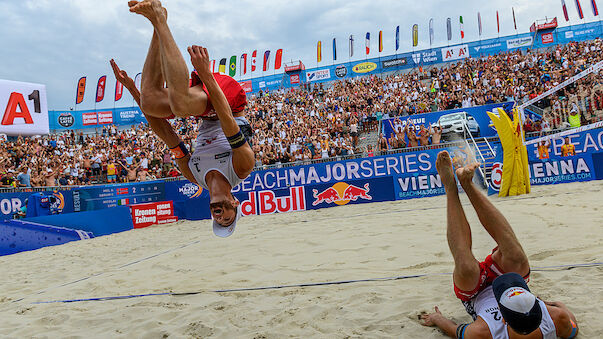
[187,45,211,78]
[110,59,136,89]
[420,306,442,327]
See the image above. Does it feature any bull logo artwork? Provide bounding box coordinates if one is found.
[312,182,372,206]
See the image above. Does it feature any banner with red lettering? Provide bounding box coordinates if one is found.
[95,75,106,103]
[114,80,123,102]
[76,77,86,105]
[130,201,177,228]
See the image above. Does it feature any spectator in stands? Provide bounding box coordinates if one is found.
[16,165,31,187]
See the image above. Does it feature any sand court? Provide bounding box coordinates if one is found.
[1,180,602,338]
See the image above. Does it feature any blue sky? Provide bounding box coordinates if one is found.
[0,0,600,110]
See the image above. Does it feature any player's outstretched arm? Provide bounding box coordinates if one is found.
[110,59,198,184]
[420,306,489,338]
[187,46,254,178]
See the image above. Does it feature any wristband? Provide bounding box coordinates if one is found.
[170,141,189,159]
[226,130,247,149]
[456,324,469,339]
[567,319,578,339]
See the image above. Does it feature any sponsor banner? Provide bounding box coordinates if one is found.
[529,153,595,185]
[306,69,331,82]
[310,177,393,207]
[474,42,503,53]
[335,65,348,78]
[381,57,408,68]
[239,80,252,93]
[236,186,306,216]
[506,36,533,49]
[49,107,147,130]
[526,128,603,161]
[542,32,554,44]
[57,112,75,128]
[82,112,97,126]
[0,79,49,136]
[381,102,515,143]
[352,62,377,74]
[441,44,469,61]
[290,74,300,84]
[97,111,113,124]
[130,201,175,228]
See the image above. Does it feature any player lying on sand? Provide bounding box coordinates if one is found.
[420,151,579,338]
[110,0,254,236]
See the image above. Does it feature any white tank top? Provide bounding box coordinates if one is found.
[472,286,557,339]
[188,120,245,190]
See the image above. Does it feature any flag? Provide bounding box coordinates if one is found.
[478,12,482,36]
[497,11,500,33]
[459,16,465,39]
[118,198,129,206]
[379,30,383,52]
[412,24,419,47]
[210,59,216,72]
[317,41,322,62]
[218,58,226,74]
[95,75,106,103]
[429,19,434,46]
[332,38,337,61]
[263,50,270,72]
[395,26,400,51]
[134,72,142,91]
[447,17,452,41]
[229,55,236,77]
[576,0,585,19]
[365,32,370,55]
[349,35,354,57]
[114,80,123,102]
[592,0,599,15]
[75,77,86,105]
[562,0,570,21]
[251,50,257,72]
[512,7,517,30]
[275,49,283,69]
[240,54,247,75]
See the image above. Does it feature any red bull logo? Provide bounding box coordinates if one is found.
[312,182,372,206]
[240,186,306,216]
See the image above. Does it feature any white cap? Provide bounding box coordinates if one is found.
[212,204,242,238]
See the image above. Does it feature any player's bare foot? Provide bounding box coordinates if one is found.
[128,0,166,24]
[436,151,456,191]
[456,162,480,187]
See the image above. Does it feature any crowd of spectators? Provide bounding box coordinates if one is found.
[2,39,603,188]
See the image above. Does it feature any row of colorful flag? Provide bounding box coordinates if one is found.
[209,48,284,77]
[562,0,599,21]
[315,2,600,62]
[316,10,518,62]
[74,49,283,104]
[75,73,142,105]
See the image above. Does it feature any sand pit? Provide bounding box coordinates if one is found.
[1,180,602,338]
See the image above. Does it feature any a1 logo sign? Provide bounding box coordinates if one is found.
[0,79,48,135]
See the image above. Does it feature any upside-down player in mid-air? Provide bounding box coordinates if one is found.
[420,151,579,338]
[111,0,254,237]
